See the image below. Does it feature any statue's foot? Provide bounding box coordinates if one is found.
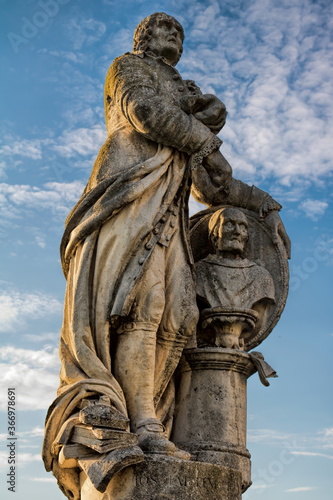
[172,447,192,460]
[136,419,190,460]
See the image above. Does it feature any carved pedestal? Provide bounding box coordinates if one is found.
[172,348,256,493]
[80,456,242,500]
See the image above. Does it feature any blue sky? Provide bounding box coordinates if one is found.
[0,0,332,498]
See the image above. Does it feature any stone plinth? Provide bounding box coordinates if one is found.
[172,348,256,492]
[80,456,242,499]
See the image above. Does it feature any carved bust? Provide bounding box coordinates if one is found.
[195,208,276,349]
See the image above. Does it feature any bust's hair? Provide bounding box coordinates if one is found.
[208,208,248,248]
[132,12,184,64]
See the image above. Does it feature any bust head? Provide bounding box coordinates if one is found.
[208,207,249,257]
[133,12,184,66]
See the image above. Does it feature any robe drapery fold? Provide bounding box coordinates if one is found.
[42,146,192,480]
[42,47,229,499]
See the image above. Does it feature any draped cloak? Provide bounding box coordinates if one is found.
[42,51,227,497]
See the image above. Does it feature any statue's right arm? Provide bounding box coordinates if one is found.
[106,54,218,156]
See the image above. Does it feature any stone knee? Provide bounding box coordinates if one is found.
[158,296,199,344]
[130,282,165,327]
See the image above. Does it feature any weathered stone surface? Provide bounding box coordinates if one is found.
[173,349,256,492]
[195,207,277,350]
[79,446,144,493]
[191,206,289,351]
[80,458,242,500]
[42,11,290,500]
[59,444,97,469]
[79,400,129,430]
[72,426,138,454]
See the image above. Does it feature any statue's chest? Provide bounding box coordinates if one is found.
[163,75,189,99]
[154,64,190,101]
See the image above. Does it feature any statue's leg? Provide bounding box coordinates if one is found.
[113,240,164,399]
[115,328,182,455]
[114,327,158,428]
[113,246,173,454]
[154,231,199,407]
[113,243,190,458]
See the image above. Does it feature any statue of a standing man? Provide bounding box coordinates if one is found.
[43,12,290,498]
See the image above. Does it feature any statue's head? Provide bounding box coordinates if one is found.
[208,208,249,256]
[133,12,184,66]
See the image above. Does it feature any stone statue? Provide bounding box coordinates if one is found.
[42,12,290,500]
[195,207,275,349]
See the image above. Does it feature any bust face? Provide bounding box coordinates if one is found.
[215,209,249,255]
[147,17,183,65]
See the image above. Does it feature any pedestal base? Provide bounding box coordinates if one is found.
[172,348,256,492]
[80,456,242,500]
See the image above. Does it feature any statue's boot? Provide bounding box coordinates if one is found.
[114,329,190,459]
[136,418,190,460]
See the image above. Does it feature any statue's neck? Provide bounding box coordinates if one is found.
[215,251,243,260]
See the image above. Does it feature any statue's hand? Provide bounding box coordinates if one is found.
[263,211,291,259]
[192,95,227,133]
[179,94,227,133]
[202,150,232,187]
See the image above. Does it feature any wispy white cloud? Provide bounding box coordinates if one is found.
[0,426,45,443]
[0,345,59,369]
[35,235,46,248]
[291,451,333,460]
[251,484,274,490]
[51,125,105,158]
[178,0,333,193]
[0,123,104,177]
[320,427,333,449]
[0,181,85,218]
[285,486,318,492]
[0,451,42,469]
[5,0,332,205]
[29,477,57,483]
[102,27,132,60]
[0,137,44,160]
[66,16,107,50]
[299,199,328,220]
[248,428,294,444]
[0,161,8,180]
[0,346,59,410]
[248,427,333,458]
[19,427,45,438]
[38,48,85,64]
[24,332,59,343]
[62,105,104,130]
[44,66,103,120]
[0,290,62,333]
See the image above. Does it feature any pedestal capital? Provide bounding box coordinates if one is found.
[183,348,257,379]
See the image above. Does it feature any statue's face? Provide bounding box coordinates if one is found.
[216,209,248,254]
[147,17,183,65]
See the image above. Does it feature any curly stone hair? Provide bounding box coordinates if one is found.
[132,12,184,64]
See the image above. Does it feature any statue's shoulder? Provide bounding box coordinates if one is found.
[109,52,154,73]
[106,52,156,85]
[195,256,212,276]
[249,259,274,283]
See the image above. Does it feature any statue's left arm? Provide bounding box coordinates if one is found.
[191,155,291,258]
